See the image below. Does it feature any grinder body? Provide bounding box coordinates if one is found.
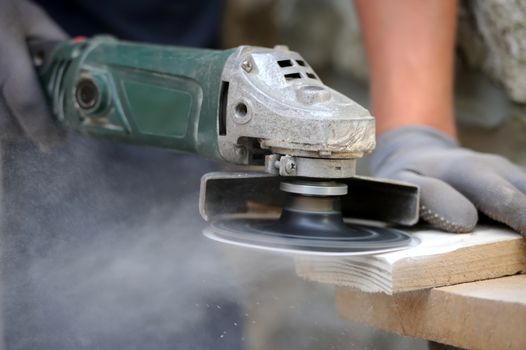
[36,36,234,159]
[34,36,375,178]
[33,36,420,255]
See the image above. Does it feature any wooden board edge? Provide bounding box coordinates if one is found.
[295,235,526,294]
[392,237,526,292]
[335,278,526,350]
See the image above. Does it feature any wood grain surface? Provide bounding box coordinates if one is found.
[336,275,526,350]
[295,226,526,294]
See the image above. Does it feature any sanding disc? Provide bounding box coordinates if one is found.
[204,217,417,256]
[204,180,417,256]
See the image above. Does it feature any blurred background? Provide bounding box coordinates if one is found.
[222,0,526,168]
[2,1,525,350]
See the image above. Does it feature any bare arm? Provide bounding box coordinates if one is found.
[354,0,458,137]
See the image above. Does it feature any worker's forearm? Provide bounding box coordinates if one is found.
[354,0,458,137]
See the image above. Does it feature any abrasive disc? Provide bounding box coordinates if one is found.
[204,217,417,256]
[204,180,417,256]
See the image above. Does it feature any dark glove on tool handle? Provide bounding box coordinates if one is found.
[0,0,66,150]
[368,126,526,236]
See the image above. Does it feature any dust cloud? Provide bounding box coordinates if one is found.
[0,135,251,349]
[0,134,426,350]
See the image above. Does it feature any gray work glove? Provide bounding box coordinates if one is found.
[0,0,67,150]
[368,126,526,236]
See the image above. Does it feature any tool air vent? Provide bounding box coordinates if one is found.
[276,59,318,81]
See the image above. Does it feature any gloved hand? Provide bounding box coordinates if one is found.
[0,0,67,150]
[368,126,526,236]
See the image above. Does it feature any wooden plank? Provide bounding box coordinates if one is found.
[295,226,526,294]
[335,275,526,350]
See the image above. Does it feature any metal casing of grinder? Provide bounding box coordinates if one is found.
[218,45,375,178]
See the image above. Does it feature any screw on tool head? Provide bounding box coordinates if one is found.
[284,158,296,174]
[241,59,253,72]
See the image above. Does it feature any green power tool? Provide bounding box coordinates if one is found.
[32,36,420,256]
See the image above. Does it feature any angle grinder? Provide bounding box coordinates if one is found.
[31,36,420,256]
[206,180,416,255]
